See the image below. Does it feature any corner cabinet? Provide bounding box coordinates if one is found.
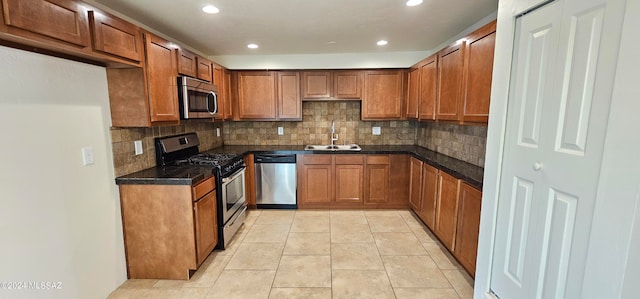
[362,70,404,120]
[235,71,301,121]
[119,177,217,280]
[405,66,421,119]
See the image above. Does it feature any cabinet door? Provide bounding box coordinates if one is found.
[333,71,362,99]
[302,71,331,98]
[243,154,256,206]
[408,157,423,212]
[145,33,179,122]
[277,72,302,120]
[419,54,438,121]
[387,155,410,207]
[213,64,225,120]
[437,43,465,121]
[454,183,482,276]
[0,0,90,48]
[298,155,333,205]
[421,163,439,229]
[362,70,404,120]
[461,20,496,123]
[365,156,389,204]
[194,191,217,266]
[176,48,197,78]
[406,67,420,119]
[335,164,364,204]
[237,71,277,119]
[434,171,460,251]
[88,10,142,62]
[196,56,213,82]
[223,70,233,119]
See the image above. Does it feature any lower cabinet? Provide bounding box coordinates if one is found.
[407,157,482,277]
[297,154,407,209]
[454,183,483,276]
[119,176,217,280]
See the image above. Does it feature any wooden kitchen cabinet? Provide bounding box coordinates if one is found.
[364,155,389,205]
[461,20,496,123]
[88,10,143,63]
[302,71,331,98]
[213,64,227,120]
[454,183,482,276]
[298,155,333,207]
[223,69,233,119]
[145,33,180,123]
[176,48,197,78]
[421,163,439,229]
[334,155,365,204]
[333,70,363,99]
[0,0,90,49]
[243,154,256,207]
[119,176,217,279]
[362,70,404,120]
[419,54,438,121]
[196,56,213,82]
[434,171,461,251]
[406,67,420,119]
[408,157,423,212]
[277,72,302,120]
[437,42,465,121]
[236,71,277,119]
[387,155,410,208]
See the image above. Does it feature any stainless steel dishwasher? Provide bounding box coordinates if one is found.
[254,154,297,209]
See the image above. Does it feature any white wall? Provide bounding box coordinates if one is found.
[0,46,126,299]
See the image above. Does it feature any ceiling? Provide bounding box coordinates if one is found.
[90,0,498,57]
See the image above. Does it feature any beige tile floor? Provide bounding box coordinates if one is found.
[108,209,474,299]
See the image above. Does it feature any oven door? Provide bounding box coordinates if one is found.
[221,167,246,223]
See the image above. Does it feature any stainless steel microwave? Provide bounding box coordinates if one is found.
[178,76,218,119]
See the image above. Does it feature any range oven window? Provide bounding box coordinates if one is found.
[222,169,246,218]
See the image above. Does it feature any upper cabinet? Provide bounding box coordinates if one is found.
[88,10,143,63]
[437,42,466,121]
[461,20,496,123]
[361,70,404,120]
[419,54,438,121]
[106,32,179,127]
[0,0,90,48]
[302,70,363,100]
[406,66,420,119]
[176,48,213,82]
[235,71,301,121]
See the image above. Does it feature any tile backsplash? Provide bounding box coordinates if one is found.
[110,120,223,176]
[416,122,487,167]
[224,101,417,146]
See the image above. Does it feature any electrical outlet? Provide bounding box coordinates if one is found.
[82,146,94,166]
[372,127,381,135]
[278,127,284,135]
[216,128,221,137]
[134,140,143,155]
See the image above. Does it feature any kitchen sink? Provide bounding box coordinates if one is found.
[304,144,362,151]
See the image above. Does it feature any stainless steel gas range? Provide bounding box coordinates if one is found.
[155,133,246,250]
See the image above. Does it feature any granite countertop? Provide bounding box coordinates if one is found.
[116,145,484,189]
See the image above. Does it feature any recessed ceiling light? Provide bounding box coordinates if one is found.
[406,0,423,6]
[202,5,219,14]
[377,40,388,46]
[247,43,259,49]
[327,41,337,44]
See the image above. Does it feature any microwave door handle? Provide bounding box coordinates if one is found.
[207,91,218,115]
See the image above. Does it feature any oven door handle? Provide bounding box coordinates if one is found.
[222,166,246,184]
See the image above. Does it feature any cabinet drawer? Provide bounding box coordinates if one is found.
[303,155,332,165]
[335,155,364,165]
[193,176,215,200]
[366,155,389,164]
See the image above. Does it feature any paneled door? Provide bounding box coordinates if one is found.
[491,0,626,298]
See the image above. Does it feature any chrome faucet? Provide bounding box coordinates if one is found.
[330,120,339,146]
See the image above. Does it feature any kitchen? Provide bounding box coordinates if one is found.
[0,0,638,299]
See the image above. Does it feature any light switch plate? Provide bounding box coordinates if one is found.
[82,146,94,166]
[278,127,284,135]
[216,128,221,137]
[134,140,143,155]
[372,127,381,135]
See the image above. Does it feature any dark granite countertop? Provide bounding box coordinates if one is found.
[116,145,483,189]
